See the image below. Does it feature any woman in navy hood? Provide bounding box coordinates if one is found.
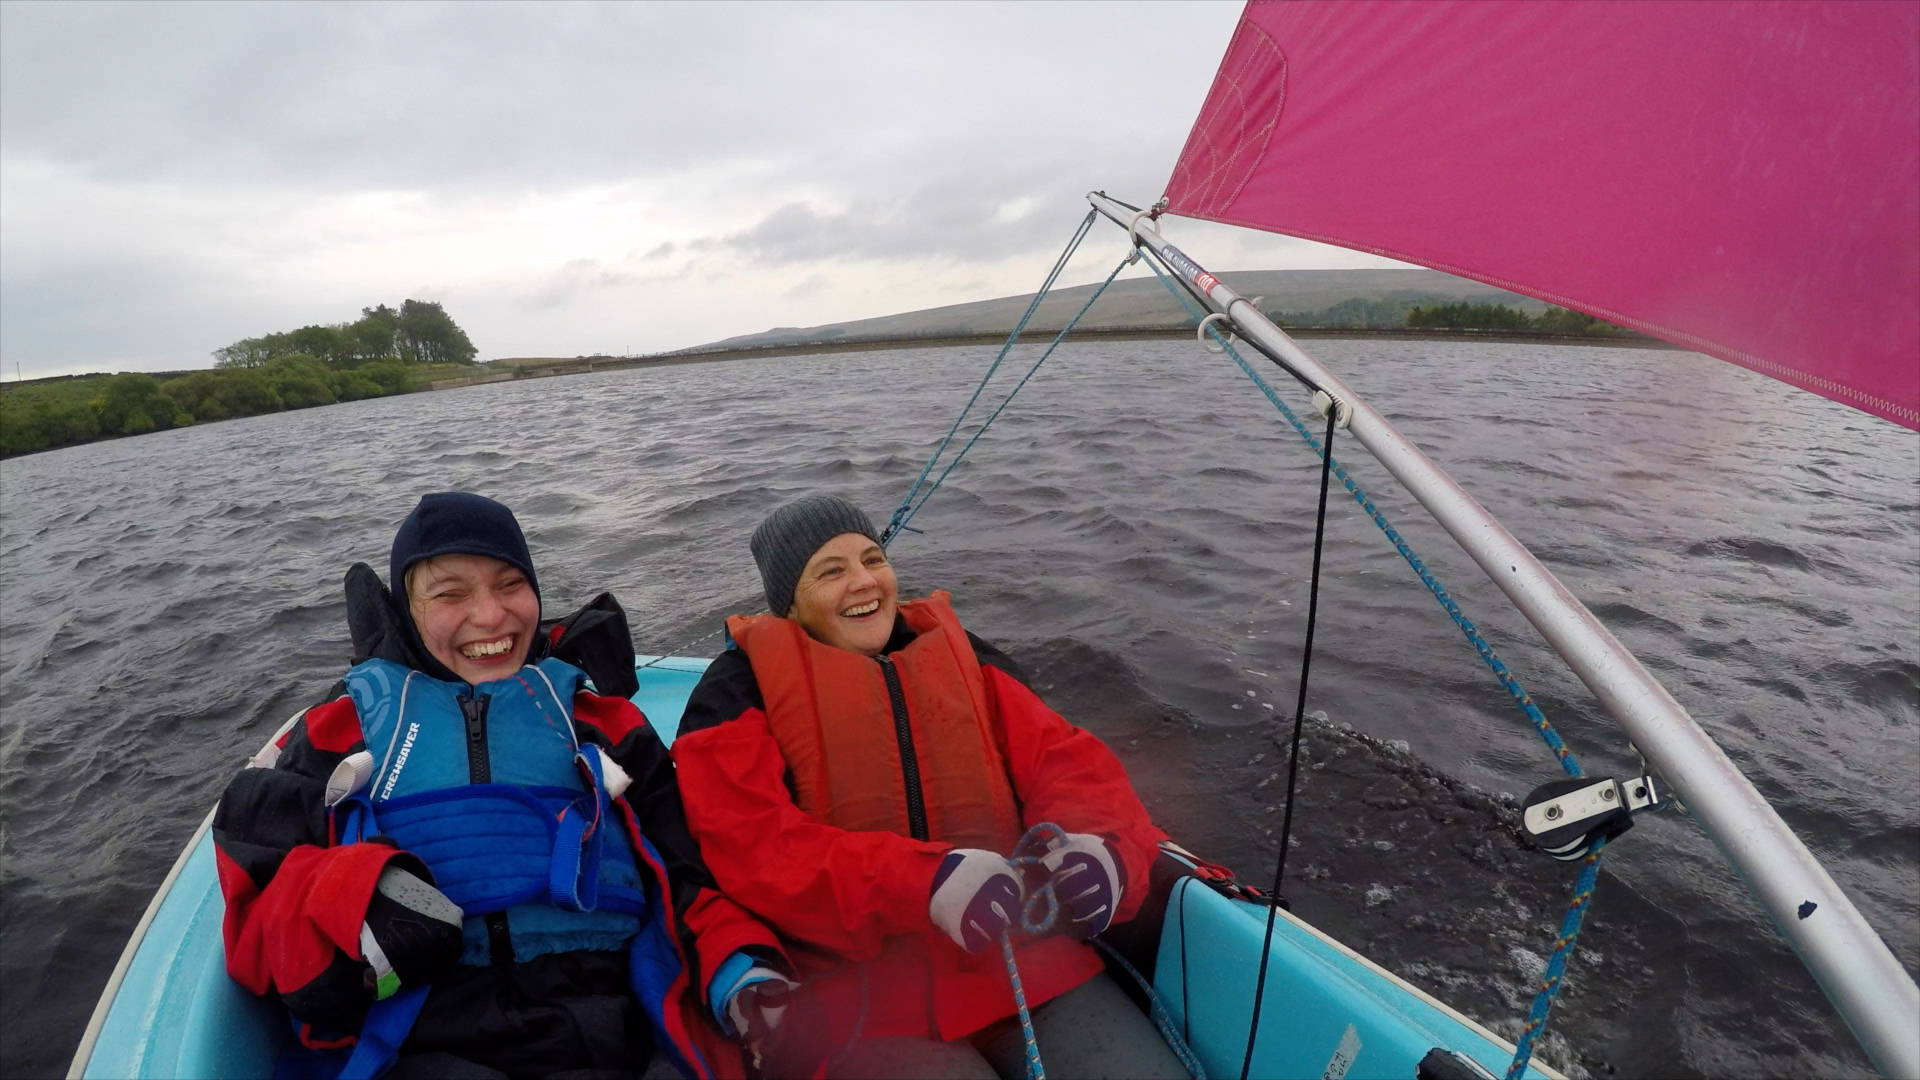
[387,492,545,686]
[212,493,792,1080]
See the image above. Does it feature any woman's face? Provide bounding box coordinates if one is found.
[406,554,541,684]
[788,532,898,656]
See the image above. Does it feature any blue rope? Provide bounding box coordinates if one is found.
[882,214,1127,546]
[1133,251,1598,1080]
[999,933,1047,1080]
[1003,823,1067,1080]
[1506,842,1604,1078]
[1000,823,1207,1080]
[1092,934,1211,1079]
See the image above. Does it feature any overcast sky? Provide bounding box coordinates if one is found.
[1,1,1403,378]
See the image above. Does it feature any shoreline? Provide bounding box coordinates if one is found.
[1,329,1680,457]
[477,324,1679,385]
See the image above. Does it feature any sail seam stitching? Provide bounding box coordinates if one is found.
[1168,18,1286,220]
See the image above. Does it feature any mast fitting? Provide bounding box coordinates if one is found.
[1311,390,1353,429]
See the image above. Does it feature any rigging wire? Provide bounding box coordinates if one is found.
[1239,405,1339,1080]
[882,209,1099,546]
[882,232,1137,546]
[1131,248,1584,770]
[1131,241,1598,1080]
[868,203,1603,1077]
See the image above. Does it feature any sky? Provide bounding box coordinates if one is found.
[0,1,1406,378]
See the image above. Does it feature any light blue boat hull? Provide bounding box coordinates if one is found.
[1156,878,1548,1079]
[73,657,1554,1079]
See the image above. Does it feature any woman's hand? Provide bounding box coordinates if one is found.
[725,968,798,1069]
[358,860,464,998]
[928,849,1023,953]
[1037,832,1124,939]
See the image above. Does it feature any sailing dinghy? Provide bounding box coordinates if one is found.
[68,658,1563,1080]
[70,2,1917,1078]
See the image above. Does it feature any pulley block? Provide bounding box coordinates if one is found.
[1520,774,1661,861]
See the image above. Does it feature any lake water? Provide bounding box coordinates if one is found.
[2,339,1914,1078]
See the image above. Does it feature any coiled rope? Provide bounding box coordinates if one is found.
[1134,246,1601,1080]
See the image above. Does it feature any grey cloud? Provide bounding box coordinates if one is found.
[783,274,831,301]
[0,256,357,372]
[711,145,1158,266]
[520,257,669,312]
[522,257,633,309]
[2,3,1223,194]
[0,1,1247,374]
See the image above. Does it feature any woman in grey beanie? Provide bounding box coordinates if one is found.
[671,494,1185,1079]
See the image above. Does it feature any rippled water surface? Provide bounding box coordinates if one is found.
[3,339,1916,1078]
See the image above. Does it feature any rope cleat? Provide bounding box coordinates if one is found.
[1520,774,1662,861]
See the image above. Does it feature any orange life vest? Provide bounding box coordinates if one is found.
[726,591,1024,854]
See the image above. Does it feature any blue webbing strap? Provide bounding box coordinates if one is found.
[550,745,611,911]
[335,986,429,1080]
[333,794,374,847]
[323,796,426,1080]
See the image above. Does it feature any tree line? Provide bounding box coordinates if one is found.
[2,300,480,457]
[1274,296,1622,335]
[215,300,476,368]
[1403,302,1621,334]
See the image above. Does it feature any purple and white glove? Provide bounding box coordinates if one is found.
[723,967,796,1040]
[1040,832,1124,939]
[929,848,1023,953]
[724,967,797,1071]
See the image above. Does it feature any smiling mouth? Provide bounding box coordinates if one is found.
[459,636,515,660]
[840,600,880,618]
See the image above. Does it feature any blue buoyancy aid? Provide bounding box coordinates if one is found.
[292,660,715,1080]
[342,657,646,964]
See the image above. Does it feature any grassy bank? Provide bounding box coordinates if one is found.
[0,359,483,458]
[6,317,1667,459]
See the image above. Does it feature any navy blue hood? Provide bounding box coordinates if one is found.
[383,492,541,683]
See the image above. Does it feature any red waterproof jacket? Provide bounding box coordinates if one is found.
[672,595,1168,1044]
[213,583,785,1078]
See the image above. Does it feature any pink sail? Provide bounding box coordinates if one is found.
[1166,1,1920,431]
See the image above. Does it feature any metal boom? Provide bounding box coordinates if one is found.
[1085,191,1919,1079]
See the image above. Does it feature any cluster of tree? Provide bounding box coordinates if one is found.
[215,300,477,369]
[1404,302,1621,334]
[1270,297,1625,335]
[1274,296,1440,329]
[1,355,419,457]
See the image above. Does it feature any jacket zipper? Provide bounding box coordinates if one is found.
[876,656,929,841]
[461,692,492,784]
[461,691,512,964]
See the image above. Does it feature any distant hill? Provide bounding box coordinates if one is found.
[692,269,1545,351]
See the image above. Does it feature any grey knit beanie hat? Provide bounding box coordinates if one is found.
[751,494,882,616]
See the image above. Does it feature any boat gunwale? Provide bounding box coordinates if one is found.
[67,710,307,1079]
[1202,881,1569,1080]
